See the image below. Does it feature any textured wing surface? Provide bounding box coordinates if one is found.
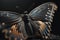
[0,11,28,40]
[29,2,58,39]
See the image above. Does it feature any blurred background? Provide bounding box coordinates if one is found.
[0,0,60,36]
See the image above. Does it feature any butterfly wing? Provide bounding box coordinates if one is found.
[29,2,57,22]
[29,2,58,39]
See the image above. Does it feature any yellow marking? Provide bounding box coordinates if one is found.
[37,21,46,31]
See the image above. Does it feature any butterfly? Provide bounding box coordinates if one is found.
[0,2,58,40]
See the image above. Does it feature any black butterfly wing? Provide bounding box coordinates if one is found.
[29,2,57,22]
[29,2,58,39]
[0,11,28,40]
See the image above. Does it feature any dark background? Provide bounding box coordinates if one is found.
[0,0,60,36]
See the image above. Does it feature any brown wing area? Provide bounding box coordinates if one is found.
[2,24,25,40]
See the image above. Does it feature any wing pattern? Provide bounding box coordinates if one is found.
[29,2,58,39]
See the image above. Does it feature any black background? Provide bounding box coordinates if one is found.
[0,0,60,36]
